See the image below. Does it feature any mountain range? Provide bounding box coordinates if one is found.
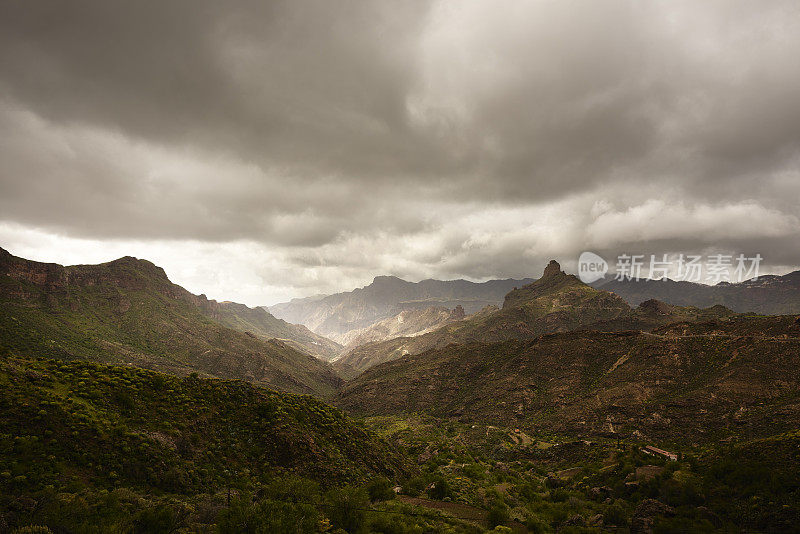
[268,275,535,342]
[595,270,800,314]
[335,260,736,375]
[3,246,800,532]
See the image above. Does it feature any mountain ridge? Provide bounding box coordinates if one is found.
[337,260,735,376]
[268,274,536,342]
[596,269,800,315]
[0,247,341,396]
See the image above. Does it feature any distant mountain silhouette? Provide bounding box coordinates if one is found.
[594,270,800,315]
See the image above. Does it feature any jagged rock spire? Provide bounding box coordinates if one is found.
[542,260,562,278]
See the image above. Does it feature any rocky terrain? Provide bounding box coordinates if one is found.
[207,300,342,360]
[337,316,800,443]
[334,305,465,377]
[3,248,800,532]
[338,305,465,350]
[338,261,735,375]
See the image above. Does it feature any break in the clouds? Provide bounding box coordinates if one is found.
[1,1,800,305]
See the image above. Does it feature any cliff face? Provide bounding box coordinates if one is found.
[1,247,193,303]
[0,247,341,360]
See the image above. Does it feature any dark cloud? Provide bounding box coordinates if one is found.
[1,0,799,303]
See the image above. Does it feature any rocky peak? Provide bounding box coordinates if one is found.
[371,275,405,286]
[638,299,675,316]
[542,260,562,278]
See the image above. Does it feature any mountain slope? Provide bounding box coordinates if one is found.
[339,261,733,376]
[0,354,412,531]
[205,300,342,360]
[597,270,800,314]
[0,248,340,396]
[269,275,535,342]
[337,305,465,350]
[337,315,800,443]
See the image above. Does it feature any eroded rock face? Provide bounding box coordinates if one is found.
[542,259,562,278]
[1,248,172,294]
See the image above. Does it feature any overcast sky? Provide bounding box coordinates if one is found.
[2,1,800,306]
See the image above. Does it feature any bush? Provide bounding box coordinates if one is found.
[366,477,395,502]
[325,486,369,533]
[525,515,552,534]
[217,494,322,534]
[131,504,183,534]
[426,476,450,500]
[602,500,629,527]
[487,504,510,529]
[403,476,426,497]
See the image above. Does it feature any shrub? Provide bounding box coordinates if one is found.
[487,504,510,529]
[403,476,426,497]
[426,476,450,500]
[325,486,369,533]
[366,477,395,502]
[602,500,629,527]
[131,504,182,534]
[525,515,552,534]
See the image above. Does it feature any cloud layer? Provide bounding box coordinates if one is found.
[1,1,799,304]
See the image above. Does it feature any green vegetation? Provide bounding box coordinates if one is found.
[3,250,799,532]
[0,354,423,532]
[211,301,342,361]
[364,415,800,532]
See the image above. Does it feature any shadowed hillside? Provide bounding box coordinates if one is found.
[337,315,800,444]
[0,355,414,532]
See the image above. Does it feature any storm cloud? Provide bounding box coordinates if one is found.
[1,0,799,304]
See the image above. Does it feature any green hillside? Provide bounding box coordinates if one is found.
[0,354,424,532]
[0,248,340,396]
[207,300,342,361]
